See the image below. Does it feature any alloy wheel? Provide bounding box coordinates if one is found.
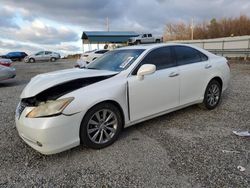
[87,109,118,144]
[207,84,220,106]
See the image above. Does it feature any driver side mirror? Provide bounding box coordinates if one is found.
[137,64,156,80]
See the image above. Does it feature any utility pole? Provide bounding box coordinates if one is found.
[191,18,194,40]
[169,24,172,40]
[106,17,110,32]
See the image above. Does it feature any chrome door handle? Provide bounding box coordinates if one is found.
[205,64,212,69]
[169,72,179,77]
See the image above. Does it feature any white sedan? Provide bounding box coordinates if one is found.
[80,49,109,64]
[15,44,230,154]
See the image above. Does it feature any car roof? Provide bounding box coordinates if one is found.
[7,51,25,54]
[119,43,199,50]
[116,43,216,57]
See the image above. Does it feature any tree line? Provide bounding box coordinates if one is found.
[163,15,250,41]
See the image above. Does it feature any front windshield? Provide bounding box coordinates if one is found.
[86,49,145,72]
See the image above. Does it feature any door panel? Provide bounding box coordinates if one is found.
[173,45,210,105]
[147,34,154,43]
[178,61,208,105]
[128,67,179,121]
[44,52,52,61]
[35,51,44,61]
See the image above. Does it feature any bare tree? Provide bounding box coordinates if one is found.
[164,15,250,41]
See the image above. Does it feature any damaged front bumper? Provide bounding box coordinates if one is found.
[15,106,82,155]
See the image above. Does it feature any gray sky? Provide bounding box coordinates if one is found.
[0,0,250,55]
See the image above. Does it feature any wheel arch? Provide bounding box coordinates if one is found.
[81,100,125,128]
[202,76,223,99]
[135,40,141,44]
[79,99,125,144]
[210,76,223,88]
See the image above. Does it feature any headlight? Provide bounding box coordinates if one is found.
[26,97,74,118]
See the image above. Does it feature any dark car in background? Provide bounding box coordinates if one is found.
[1,52,28,61]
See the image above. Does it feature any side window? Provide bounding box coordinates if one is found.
[148,34,152,37]
[132,47,176,75]
[143,34,147,38]
[35,51,44,56]
[174,46,205,66]
[45,51,52,55]
[200,52,208,61]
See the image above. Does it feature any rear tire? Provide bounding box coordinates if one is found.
[201,79,222,110]
[50,57,56,62]
[80,103,123,149]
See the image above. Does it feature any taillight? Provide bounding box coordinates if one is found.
[0,62,11,67]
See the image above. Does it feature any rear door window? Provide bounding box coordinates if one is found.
[174,46,207,66]
[36,51,44,56]
[45,51,52,55]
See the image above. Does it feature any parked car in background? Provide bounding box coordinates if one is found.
[24,51,60,63]
[75,49,109,68]
[15,43,230,154]
[128,33,163,45]
[0,58,16,81]
[0,58,12,67]
[82,49,109,64]
[1,52,27,61]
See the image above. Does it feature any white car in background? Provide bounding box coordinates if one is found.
[0,58,16,81]
[77,49,109,67]
[24,51,60,63]
[16,44,230,154]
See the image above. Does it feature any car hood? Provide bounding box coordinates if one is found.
[21,68,117,98]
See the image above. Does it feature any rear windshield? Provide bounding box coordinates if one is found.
[86,49,145,72]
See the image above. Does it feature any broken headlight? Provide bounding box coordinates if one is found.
[26,97,74,118]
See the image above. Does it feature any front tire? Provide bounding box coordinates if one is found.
[135,40,141,45]
[80,103,123,149]
[50,57,56,62]
[29,58,35,63]
[202,79,222,110]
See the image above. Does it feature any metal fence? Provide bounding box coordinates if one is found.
[171,35,250,58]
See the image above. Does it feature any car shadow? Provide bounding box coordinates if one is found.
[20,104,210,160]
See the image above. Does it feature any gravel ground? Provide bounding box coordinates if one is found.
[0,60,249,187]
